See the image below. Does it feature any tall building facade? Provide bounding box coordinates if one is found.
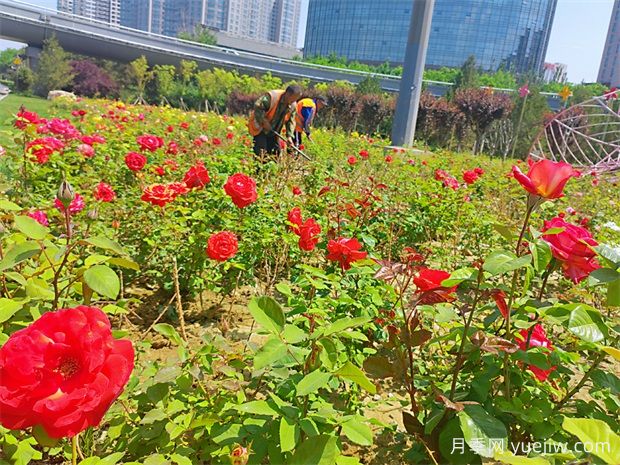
[598,0,620,86]
[304,0,557,74]
[118,0,299,46]
[57,0,120,24]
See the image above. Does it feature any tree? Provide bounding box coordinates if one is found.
[356,75,382,95]
[454,55,479,90]
[14,66,34,93]
[129,56,152,103]
[178,24,217,45]
[70,60,118,97]
[0,48,22,73]
[453,88,513,153]
[33,36,74,97]
[153,65,176,104]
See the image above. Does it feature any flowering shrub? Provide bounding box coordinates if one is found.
[0,99,618,465]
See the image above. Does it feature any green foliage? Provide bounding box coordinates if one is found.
[355,75,382,95]
[455,55,479,90]
[14,66,34,94]
[33,36,74,97]
[178,24,217,45]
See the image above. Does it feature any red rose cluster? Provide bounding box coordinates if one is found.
[141,182,189,207]
[288,207,321,251]
[0,306,134,438]
[462,167,484,185]
[326,237,367,270]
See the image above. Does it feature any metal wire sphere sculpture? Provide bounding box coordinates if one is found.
[529,89,620,174]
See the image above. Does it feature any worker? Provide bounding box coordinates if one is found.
[294,96,327,146]
[248,84,302,157]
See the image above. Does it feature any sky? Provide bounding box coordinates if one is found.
[0,0,614,84]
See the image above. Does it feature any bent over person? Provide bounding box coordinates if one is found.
[247,85,302,157]
[294,96,327,146]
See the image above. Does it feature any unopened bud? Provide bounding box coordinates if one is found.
[57,180,75,207]
[229,444,250,465]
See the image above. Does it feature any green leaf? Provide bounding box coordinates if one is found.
[279,416,300,452]
[321,316,370,337]
[0,241,40,272]
[341,417,373,446]
[595,244,620,266]
[25,278,54,299]
[336,457,362,465]
[283,324,307,344]
[99,453,126,465]
[296,370,331,396]
[0,199,21,211]
[108,257,140,271]
[442,267,476,287]
[588,268,620,285]
[0,298,23,323]
[254,337,289,370]
[170,454,192,465]
[529,240,552,273]
[236,400,278,416]
[14,216,48,240]
[153,323,184,345]
[335,361,376,394]
[562,417,620,465]
[483,251,531,276]
[606,279,620,307]
[566,304,608,343]
[84,265,120,299]
[494,451,550,465]
[275,282,293,297]
[290,435,338,465]
[248,296,285,334]
[86,236,127,256]
[140,408,167,424]
[458,405,508,458]
[493,223,516,242]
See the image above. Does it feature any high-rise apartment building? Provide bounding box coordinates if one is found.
[121,0,165,34]
[57,0,120,25]
[304,0,557,74]
[598,0,620,86]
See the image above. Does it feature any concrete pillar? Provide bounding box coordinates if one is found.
[25,46,42,70]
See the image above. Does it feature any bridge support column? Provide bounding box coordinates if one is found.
[25,46,42,70]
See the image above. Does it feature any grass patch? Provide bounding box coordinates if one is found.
[0,94,52,126]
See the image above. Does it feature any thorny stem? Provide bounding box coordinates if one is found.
[504,201,535,398]
[449,272,483,400]
[71,436,77,465]
[553,350,608,412]
[399,272,419,413]
[52,210,74,311]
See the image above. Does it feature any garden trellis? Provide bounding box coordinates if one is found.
[530,90,620,173]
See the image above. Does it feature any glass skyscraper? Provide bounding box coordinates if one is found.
[304,0,557,74]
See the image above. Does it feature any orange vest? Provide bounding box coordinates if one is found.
[295,98,317,132]
[248,90,287,136]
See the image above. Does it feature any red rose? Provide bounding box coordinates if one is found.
[212,137,222,146]
[385,155,393,163]
[517,324,556,382]
[298,218,321,251]
[292,186,302,196]
[154,166,165,176]
[474,167,484,176]
[541,217,600,283]
[347,156,357,165]
[0,306,134,438]
[511,159,578,200]
[434,169,449,181]
[14,109,41,129]
[94,182,116,202]
[183,161,210,189]
[136,134,164,152]
[226,132,234,140]
[288,207,303,233]
[125,152,147,171]
[443,177,459,190]
[28,210,49,226]
[26,137,65,164]
[326,237,367,270]
[141,184,176,207]
[358,149,369,159]
[224,173,257,208]
[168,182,189,197]
[166,141,179,155]
[413,267,457,304]
[463,170,479,185]
[206,231,238,261]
